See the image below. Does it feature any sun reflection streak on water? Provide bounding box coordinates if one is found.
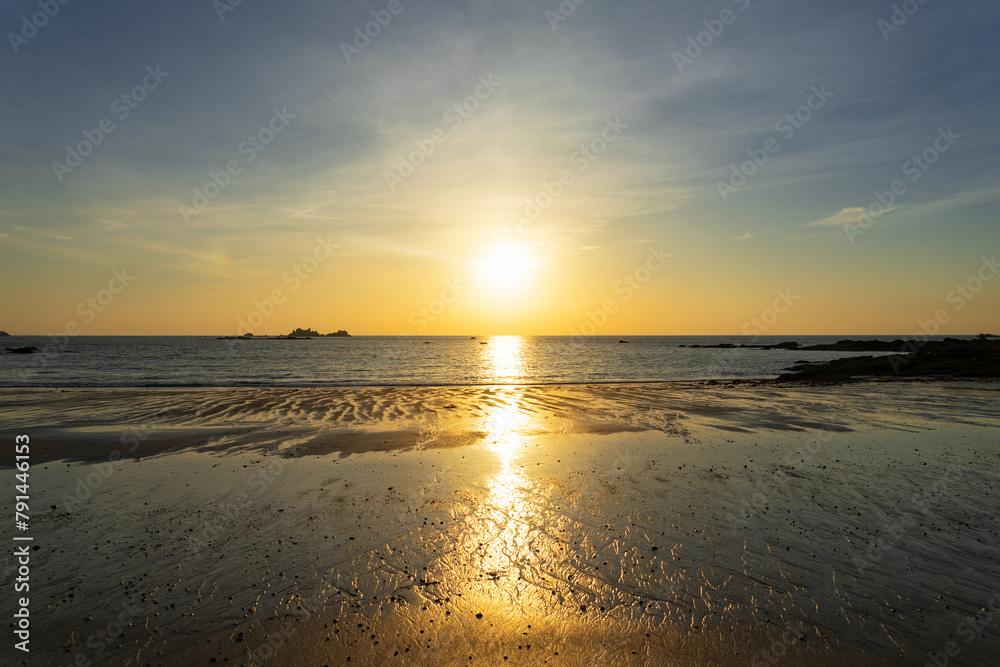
[480,335,528,383]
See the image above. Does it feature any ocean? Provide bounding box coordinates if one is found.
[0,334,956,388]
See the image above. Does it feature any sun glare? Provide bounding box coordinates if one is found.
[476,242,534,294]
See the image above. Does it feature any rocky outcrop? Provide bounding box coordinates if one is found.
[285,328,350,337]
[287,328,322,337]
[777,338,1000,382]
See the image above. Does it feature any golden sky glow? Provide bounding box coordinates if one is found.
[2,2,998,336]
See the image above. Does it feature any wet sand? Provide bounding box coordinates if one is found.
[2,381,999,666]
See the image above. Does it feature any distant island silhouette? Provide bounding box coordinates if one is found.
[287,328,350,338]
[217,328,350,340]
[0,330,9,336]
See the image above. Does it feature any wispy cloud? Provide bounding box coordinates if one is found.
[802,206,897,228]
[901,187,1000,217]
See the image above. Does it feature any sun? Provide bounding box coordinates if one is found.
[476,242,534,294]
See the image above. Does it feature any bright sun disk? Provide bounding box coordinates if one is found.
[477,243,533,293]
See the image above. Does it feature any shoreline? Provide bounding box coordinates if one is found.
[3,375,999,389]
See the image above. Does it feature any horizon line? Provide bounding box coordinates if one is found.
[3,333,994,338]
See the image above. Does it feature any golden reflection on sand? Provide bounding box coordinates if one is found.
[483,398,529,458]
[480,336,531,458]
[463,338,563,616]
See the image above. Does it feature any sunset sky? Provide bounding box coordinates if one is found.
[2,0,998,335]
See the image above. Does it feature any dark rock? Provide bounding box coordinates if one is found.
[778,338,1000,382]
[5,346,39,354]
[286,328,350,337]
[287,328,322,337]
[797,339,911,352]
[0,330,9,336]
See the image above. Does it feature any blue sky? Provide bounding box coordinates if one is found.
[1,0,998,335]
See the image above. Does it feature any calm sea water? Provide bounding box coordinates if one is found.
[0,335,963,388]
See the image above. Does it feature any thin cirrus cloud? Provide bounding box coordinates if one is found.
[801,206,897,229]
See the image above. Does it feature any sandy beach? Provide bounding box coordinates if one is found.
[3,381,999,666]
